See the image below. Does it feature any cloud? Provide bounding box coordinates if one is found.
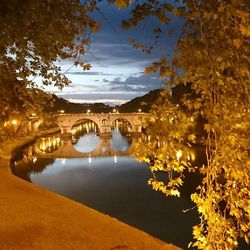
[65,71,112,76]
[108,73,164,92]
[53,72,164,105]
[48,3,179,103]
[57,93,140,100]
[67,98,130,106]
[85,40,158,69]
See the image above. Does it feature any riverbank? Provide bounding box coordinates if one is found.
[0,137,180,250]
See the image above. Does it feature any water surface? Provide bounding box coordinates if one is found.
[13,130,248,249]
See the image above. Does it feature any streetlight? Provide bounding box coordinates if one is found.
[138,109,142,112]
[113,109,116,113]
[11,119,17,126]
[176,150,183,160]
[11,119,18,133]
[87,109,91,114]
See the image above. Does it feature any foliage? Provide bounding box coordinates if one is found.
[0,0,99,133]
[135,91,196,197]
[1,0,249,248]
[122,0,250,249]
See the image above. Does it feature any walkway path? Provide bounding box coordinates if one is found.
[0,138,180,250]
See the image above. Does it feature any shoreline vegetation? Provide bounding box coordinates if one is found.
[0,136,180,250]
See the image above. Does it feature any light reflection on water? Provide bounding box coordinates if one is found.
[111,129,131,152]
[12,129,207,249]
[73,132,99,153]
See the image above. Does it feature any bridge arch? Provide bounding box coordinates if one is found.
[57,115,102,134]
[111,117,133,133]
[33,119,44,131]
[71,118,99,135]
[33,120,61,134]
[110,117,133,133]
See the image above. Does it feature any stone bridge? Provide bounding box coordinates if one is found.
[33,113,148,137]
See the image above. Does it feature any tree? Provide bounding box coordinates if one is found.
[0,0,99,134]
[1,0,249,248]
[119,0,250,249]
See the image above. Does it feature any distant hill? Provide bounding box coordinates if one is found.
[118,89,162,113]
[45,94,112,113]
[45,89,163,114]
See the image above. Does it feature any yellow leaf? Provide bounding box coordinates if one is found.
[113,0,132,9]
[170,189,180,197]
[240,24,250,37]
[233,39,242,48]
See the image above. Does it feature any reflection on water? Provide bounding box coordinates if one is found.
[11,158,55,182]
[11,128,207,249]
[72,121,98,138]
[37,135,61,153]
[74,133,99,153]
[111,129,131,152]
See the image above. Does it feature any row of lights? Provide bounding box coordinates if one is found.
[112,109,142,113]
[3,119,18,127]
[59,109,142,114]
[3,112,38,131]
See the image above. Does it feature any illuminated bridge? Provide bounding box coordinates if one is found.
[32,112,148,137]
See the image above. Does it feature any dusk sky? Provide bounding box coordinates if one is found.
[48,2,179,106]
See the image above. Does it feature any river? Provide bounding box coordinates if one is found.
[10,125,248,250]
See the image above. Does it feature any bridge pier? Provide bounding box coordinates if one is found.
[59,126,73,138]
[130,125,142,137]
[60,133,72,139]
[99,125,112,138]
[133,125,142,133]
[99,132,112,138]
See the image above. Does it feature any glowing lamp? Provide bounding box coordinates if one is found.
[176,150,183,160]
[11,119,17,126]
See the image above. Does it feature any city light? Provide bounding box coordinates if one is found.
[38,136,61,153]
[88,155,92,163]
[176,150,183,160]
[138,109,142,112]
[11,119,17,126]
